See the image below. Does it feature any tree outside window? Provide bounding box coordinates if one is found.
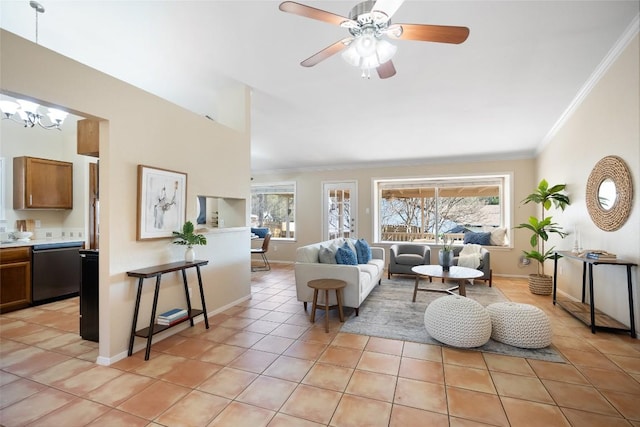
[251,183,295,239]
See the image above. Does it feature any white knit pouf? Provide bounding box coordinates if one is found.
[487,302,552,349]
[424,295,492,348]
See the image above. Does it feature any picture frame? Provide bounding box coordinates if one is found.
[137,165,187,241]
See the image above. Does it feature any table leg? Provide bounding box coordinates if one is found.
[458,280,466,297]
[310,289,318,323]
[588,264,596,334]
[413,276,420,302]
[181,269,195,327]
[324,289,330,333]
[195,266,210,329]
[627,265,636,338]
[553,253,558,304]
[581,263,587,303]
[128,277,144,356]
[145,275,163,360]
[336,289,345,322]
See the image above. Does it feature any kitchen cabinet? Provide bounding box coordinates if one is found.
[0,247,31,313]
[77,119,99,157]
[13,156,73,209]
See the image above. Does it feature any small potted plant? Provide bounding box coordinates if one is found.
[173,221,207,262]
[438,233,454,271]
[516,179,570,295]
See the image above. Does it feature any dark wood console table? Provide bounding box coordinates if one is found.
[553,251,636,338]
[127,260,210,360]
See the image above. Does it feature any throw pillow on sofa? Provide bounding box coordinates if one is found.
[354,238,371,264]
[335,243,358,265]
[463,231,492,245]
[318,245,337,264]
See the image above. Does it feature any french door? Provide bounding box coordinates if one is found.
[322,181,357,241]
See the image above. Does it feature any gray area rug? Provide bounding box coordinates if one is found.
[341,277,565,362]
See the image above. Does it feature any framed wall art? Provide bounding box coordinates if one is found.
[137,165,187,240]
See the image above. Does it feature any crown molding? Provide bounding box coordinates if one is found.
[538,14,640,153]
[251,149,536,176]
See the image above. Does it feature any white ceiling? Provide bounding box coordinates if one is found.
[1,1,638,173]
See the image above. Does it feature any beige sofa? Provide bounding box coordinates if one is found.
[295,238,385,316]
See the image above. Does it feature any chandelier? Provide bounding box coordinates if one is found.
[0,98,68,130]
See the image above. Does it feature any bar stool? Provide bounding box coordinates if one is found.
[307,279,347,332]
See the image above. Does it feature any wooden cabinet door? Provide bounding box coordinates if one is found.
[0,248,32,313]
[14,157,73,209]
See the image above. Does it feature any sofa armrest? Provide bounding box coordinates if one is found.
[371,247,385,262]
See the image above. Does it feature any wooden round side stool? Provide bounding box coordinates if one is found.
[307,279,347,332]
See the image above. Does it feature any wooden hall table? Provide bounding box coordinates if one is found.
[307,279,347,332]
[411,265,484,300]
[127,260,210,360]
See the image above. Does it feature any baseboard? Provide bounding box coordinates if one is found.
[493,273,531,279]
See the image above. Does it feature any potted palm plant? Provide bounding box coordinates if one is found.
[516,179,570,295]
[173,221,207,262]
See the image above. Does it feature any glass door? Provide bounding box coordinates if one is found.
[323,181,357,240]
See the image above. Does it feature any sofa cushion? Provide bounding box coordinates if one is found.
[358,263,378,281]
[318,245,337,264]
[297,245,321,263]
[355,239,372,264]
[336,243,358,265]
[396,253,424,266]
[463,231,491,245]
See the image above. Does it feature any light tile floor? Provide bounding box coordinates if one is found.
[1,264,640,426]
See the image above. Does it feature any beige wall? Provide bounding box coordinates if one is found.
[253,157,540,277]
[1,30,253,362]
[538,34,639,334]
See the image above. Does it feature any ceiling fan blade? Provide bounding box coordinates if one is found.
[301,38,352,67]
[390,23,470,44]
[372,0,405,20]
[279,1,351,26]
[377,60,396,79]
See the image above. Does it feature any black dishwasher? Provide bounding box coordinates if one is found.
[79,249,99,342]
[32,242,83,304]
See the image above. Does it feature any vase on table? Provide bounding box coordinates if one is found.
[185,245,196,263]
[439,249,453,271]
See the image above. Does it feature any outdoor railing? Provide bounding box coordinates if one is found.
[381,232,465,243]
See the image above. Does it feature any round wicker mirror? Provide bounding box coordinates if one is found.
[585,155,633,231]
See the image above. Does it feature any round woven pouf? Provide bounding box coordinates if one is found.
[487,302,552,349]
[424,295,492,348]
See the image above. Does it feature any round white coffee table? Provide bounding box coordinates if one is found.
[411,265,484,300]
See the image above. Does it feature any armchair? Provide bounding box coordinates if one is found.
[388,244,431,279]
[451,245,492,286]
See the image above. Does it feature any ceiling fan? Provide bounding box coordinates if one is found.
[279,0,469,79]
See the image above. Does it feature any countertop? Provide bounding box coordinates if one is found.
[0,238,85,249]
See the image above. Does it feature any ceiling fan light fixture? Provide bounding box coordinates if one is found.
[341,33,397,71]
[341,43,362,67]
[354,31,377,57]
[376,38,397,64]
